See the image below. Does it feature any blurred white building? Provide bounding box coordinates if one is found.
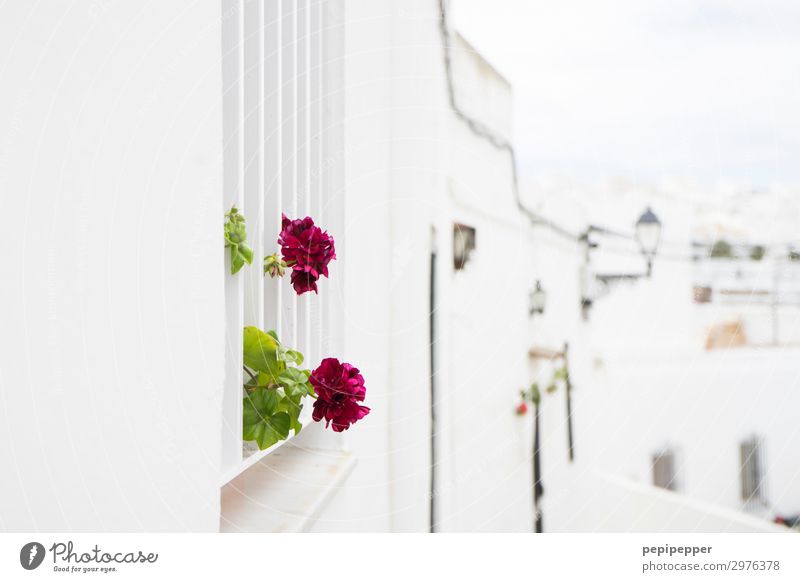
[529,177,800,531]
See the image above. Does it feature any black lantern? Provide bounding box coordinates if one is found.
[580,207,664,319]
[529,280,546,316]
[634,207,662,276]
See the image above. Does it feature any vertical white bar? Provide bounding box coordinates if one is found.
[304,0,313,361]
[258,0,265,330]
[264,0,282,335]
[296,0,309,358]
[309,0,322,363]
[221,0,245,474]
[243,0,264,329]
[280,0,297,348]
[321,0,345,359]
[319,0,346,450]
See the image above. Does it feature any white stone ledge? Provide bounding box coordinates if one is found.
[220,443,356,533]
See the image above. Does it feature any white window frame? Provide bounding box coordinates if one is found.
[220,0,344,485]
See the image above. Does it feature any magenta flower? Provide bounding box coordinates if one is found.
[290,270,318,295]
[278,214,336,295]
[310,358,370,432]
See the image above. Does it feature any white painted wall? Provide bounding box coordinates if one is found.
[305,0,795,534]
[550,473,783,533]
[435,33,533,532]
[2,0,790,535]
[528,179,800,531]
[312,0,444,533]
[583,347,800,517]
[313,0,536,532]
[0,2,225,531]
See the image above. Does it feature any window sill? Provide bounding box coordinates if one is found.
[220,441,356,532]
[219,407,314,487]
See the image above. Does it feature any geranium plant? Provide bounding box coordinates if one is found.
[242,326,313,449]
[224,206,254,274]
[517,383,541,415]
[264,214,336,294]
[242,326,369,450]
[516,366,567,414]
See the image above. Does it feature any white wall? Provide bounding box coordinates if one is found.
[549,473,784,533]
[0,2,225,531]
[313,0,537,532]
[529,180,800,531]
[433,33,533,532]
[317,5,800,533]
[585,345,800,518]
[314,0,451,533]
[308,0,396,533]
[584,228,800,518]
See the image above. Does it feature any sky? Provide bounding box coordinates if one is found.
[454,0,800,188]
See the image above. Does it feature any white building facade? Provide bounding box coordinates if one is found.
[0,0,791,533]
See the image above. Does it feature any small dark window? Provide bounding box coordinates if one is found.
[453,223,476,270]
[740,437,765,504]
[652,449,677,491]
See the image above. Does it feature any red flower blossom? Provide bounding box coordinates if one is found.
[278,214,336,295]
[516,402,529,415]
[290,270,318,295]
[310,358,370,432]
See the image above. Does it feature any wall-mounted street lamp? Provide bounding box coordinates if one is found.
[635,207,662,277]
[529,280,547,317]
[580,207,662,319]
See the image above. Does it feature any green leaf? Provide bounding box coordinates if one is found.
[286,383,308,400]
[243,411,291,450]
[242,388,291,450]
[278,368,313,399]
[530,384,541,405]
[266,330,280,343]
[245,370,276,392]
[243,326,285,382]
[281,349,304,366]
[231,247,246,274]
[225,206,250,274]
[288,402,303,434]
[238,242,254,265]
[225,221,247,245]
[278,367,306,384]
[243,387,280,420]
[277,390,305,434]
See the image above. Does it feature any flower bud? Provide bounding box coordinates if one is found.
[263,253,287,278]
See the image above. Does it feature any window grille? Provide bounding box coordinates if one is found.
[220,0,344,482]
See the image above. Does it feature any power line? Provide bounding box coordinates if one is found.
[437,0,580,243]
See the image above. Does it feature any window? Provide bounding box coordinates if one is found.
[740,436,765,505]
[652,449,678,491]
[453,223,476,270]
[220,0,344,483]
